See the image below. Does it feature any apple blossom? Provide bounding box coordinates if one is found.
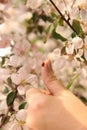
[0,33,12,48]
[26,0,44,9]
[12,39,31,56]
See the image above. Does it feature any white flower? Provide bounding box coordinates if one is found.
[0,34,11,48]
[10,123,21,130]
[43,39,57,52]
[75,49,83,58]
[75,0,87,10]
[72,37,83,49]
[13,39,31,56]
[0,99,8,115]
[80,9,87,22]
[17,85,27,95]
[56,26,72,39]
[18,12,32,23]
[7,55,23,67]
[0,21,24,34]
[84,49,87,60]
[16,110,27,122]
[26,0,43,9]
[0,68,10,82]
[0,47,11,56]
[11,67,38,95]
[11,66,37,85]
[48,49,61,62]
[66,44,74,54]
[69,7,79,20]
[2,110,27,130]
[52,56,66,71]
[13,99,20,111]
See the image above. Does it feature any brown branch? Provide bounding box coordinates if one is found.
[0,87,18,128]
[49,0,79,35]
[0,108,9,128]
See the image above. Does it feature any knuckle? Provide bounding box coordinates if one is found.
[29,94,47,111]
[27,96,49,128]
[33,96,47,110]
[45,75,57,85]
[26,88,40,104]
[27,90,49,110]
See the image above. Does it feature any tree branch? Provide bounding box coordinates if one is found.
[0,87,18,128]
[49,0,79,35]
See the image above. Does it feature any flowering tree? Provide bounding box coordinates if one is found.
[0,0,87,129]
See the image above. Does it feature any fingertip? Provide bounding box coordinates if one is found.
[42,62,45,67]
[41,59,65,96]
[42,59,51,67]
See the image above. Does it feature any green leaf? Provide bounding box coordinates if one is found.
[6,91,15,106]
[40,14,53,22]
[66,74,79,89]
[58,17,64,26]
[7,77,12,85]
[37,25,44,33]
[71,32,76,38]
[19,102,27,110]
[43,37,48,43]
[75,84,85,90]
[51,12,57,18]
[80,96,87,103]
[1,57,5,66]
[3,86,9,94]
[52,29,67,41]
[32,12,39,23]
[53,19,59,29]
[45,25,51,34]
[72,19,84,38]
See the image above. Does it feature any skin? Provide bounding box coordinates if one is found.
[26,60,87,130]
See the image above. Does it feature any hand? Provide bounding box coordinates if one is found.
[26,60,87,130]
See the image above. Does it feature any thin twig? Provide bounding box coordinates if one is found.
[0,107,10,128]
[0,87,18,128]
[49,0,78,35]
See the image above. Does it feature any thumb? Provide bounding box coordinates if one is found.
[42,60,65,96]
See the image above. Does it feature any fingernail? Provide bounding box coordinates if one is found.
[42,62,45,67]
